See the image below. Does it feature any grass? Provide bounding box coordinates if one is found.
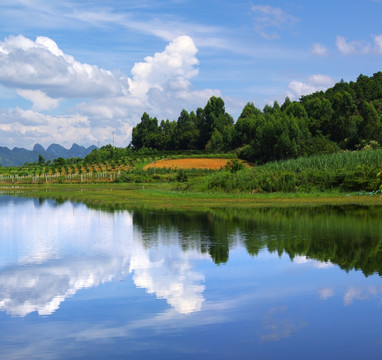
[0,183,381,212]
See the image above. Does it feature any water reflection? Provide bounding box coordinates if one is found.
[1,196,382,359]
[0,196,206,317]
[131,204,382,275]
[1,195,382,319]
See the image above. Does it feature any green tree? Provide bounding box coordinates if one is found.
[131,112,159,149]
[239,102,262,119]
[174,109,199,150]
[330,91,357,144]
[198,96,234,149]
[359,101,381,142]
[303,97,333,135]
[284,101,308,120]
[38,154,45,166]
[233,104,265,148]
[209,129,224,152]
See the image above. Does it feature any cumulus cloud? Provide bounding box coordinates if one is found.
[252,4,298,40]
[128,35,199,99]
[0,34,220,148]
[287,74,335,99]
[76,35,220,142]
[0,35,126,98]
[311,42,328,56]
[16,89,60,110]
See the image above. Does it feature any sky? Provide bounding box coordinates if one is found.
[0,0,381,149]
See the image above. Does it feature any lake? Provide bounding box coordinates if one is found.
[0,195,382,359]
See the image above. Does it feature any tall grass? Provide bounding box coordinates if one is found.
[260,149,382,173]
[200,150,382,193]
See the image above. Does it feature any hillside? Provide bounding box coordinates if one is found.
[129,72,382,164]
[0,143,97,167]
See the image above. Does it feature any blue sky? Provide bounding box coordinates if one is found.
[0,0,381,148]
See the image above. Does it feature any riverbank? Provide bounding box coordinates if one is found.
[1,183,381,211]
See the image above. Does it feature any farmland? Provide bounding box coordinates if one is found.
[144,158,235,170]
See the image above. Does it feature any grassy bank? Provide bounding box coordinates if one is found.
[1,183,381,211]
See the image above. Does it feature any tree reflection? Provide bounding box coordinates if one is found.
[130,205,382,276]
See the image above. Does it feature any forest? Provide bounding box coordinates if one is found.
[130,72,382,163]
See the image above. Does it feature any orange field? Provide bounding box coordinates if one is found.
[144,158,233,170]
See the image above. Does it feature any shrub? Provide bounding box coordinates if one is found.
[225,159,245,173]
[176,169,188,182]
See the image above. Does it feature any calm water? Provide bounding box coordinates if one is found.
[1,195,382,359]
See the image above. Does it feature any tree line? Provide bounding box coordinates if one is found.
[130,72,382,163]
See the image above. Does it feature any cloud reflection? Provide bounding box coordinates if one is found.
[293,255,334,269]
[261,306,306,342]
[131,247,205,314]
[0,256,126,316]
[318,287,335,300]
[0,199,206,317]
[343,286,382,306]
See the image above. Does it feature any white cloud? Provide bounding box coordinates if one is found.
[0,34,221,147]
[0,35,126,98]
[336,36,356,55]
[287,74,335,99]
[311,42,328,56]
[16,89,60,111]
[335,34,382,56]
[252,4,298,40]
[128,35,199,98]
[0,108,95,148]
[76,35,219,144]
[336,35,371,55]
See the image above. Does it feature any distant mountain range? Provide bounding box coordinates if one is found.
[0,143,97,167]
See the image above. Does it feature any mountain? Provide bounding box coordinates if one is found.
[0,143,97,167]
